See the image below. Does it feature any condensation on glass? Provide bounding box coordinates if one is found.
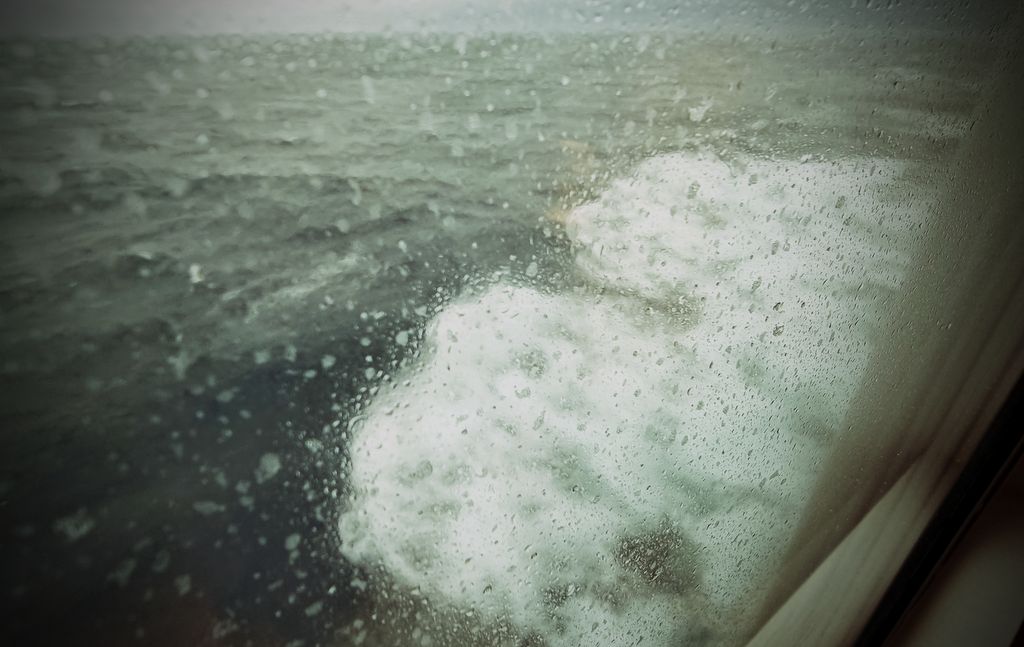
[1,2,1021,646]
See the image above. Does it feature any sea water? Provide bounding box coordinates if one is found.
[0,30,990,645]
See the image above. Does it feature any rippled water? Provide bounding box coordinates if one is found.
[0,31,992,645]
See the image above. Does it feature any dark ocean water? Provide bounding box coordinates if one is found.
[0,32,992,646]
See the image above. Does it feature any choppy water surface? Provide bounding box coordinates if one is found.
[0,31,993,645]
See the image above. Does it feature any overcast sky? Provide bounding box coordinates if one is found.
[0,0,1001,37]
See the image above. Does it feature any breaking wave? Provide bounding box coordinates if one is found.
[338,150,921,645]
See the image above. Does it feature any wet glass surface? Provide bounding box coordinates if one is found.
[0,3,1010,645]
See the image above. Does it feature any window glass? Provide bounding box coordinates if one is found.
[1,2,1018,646]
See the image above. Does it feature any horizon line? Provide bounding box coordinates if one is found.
[0,23,970,43]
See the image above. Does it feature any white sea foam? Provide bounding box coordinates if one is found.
[338,150,922,645]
